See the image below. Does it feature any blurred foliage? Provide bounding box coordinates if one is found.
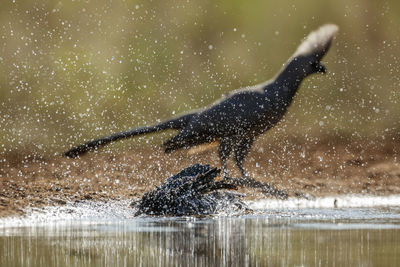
[1,0,400,157]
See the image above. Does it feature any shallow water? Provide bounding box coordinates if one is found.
[1,196,400,267]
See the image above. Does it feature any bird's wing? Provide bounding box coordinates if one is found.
[189,90,269,136]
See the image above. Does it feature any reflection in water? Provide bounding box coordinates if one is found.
[1,209,400,266]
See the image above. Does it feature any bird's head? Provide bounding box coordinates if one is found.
[285,55,328,78]
[291,24,338,77]
[311,61,326,74]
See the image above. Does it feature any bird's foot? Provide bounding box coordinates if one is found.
[294,192,315,200]
[221,176,288,200]
[260,183,288,200]
[219,176,236,186]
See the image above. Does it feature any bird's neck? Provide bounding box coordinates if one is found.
[269,61,308,99]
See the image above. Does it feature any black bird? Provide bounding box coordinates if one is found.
[132,164,246,216]
[65,24,338,178]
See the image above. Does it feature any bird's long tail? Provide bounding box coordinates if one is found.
[64,112,196,158]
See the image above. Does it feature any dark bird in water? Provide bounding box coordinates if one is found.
[132,164,247,216]
[65,24,338,179]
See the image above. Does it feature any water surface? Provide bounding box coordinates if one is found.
[1,196,399,267]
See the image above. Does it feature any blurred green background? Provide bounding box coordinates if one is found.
[1,0,400,158]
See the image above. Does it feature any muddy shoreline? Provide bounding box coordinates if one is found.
[1,139,400,218]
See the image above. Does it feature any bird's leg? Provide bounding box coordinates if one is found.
[221,160,229,178]
[233,138,254,178]
[218,138,234,179]
[232,138,288,199]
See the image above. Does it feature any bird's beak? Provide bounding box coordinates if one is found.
[318,63,327,74]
